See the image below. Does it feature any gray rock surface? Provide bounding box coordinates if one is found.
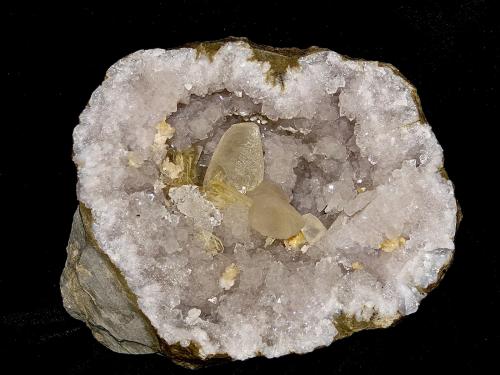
[61,207,160,354]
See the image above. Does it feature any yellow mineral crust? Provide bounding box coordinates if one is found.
[219,263,240,290]
[154,120,175,146]
[197,230,224,256]
[162,147,201,188]
[161,156,183,179]
[284,231,306,250]
[379,236,407,252]
[351,261,365,270]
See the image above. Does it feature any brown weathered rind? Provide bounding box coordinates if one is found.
[186,37,327,87]
[64,38,460,368]
[159,340,231,369]
[333,312,402,340]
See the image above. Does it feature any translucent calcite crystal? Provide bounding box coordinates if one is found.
[248,180,305,239]
[203,122,305,240]
[301,213,327,244]
[203,122,264,192]
[62,38,459,368]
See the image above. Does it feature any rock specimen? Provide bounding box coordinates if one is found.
[62,38,459,368]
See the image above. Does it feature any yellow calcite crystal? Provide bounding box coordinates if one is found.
[248,181,305,239]
[203,122,264,192]
[301,213,327,244]
[219,263,240,290]
[201,122,315,243]
[379,236,407,252]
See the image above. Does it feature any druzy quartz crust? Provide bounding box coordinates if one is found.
[61,38,459,368]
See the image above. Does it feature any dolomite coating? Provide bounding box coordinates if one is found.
[62,39,458,367]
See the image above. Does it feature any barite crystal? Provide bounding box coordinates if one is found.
[62,38,459,368]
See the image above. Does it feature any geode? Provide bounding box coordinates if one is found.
[61,38,459,368]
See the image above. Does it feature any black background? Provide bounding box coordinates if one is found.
[3,1,498,374]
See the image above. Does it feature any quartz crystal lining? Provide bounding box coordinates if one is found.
[65,39,458,365]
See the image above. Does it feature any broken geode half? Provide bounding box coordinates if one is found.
[61,38,460,368]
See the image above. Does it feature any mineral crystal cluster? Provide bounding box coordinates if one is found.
[61,38,459,368]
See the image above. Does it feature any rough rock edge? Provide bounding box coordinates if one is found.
[61,205,160,354]
[61,204,231,369]
[62,38,461,369]
[185,36,328,88]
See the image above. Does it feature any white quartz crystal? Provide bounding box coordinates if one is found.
[68,39,458,364]
[168,185,222,229]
